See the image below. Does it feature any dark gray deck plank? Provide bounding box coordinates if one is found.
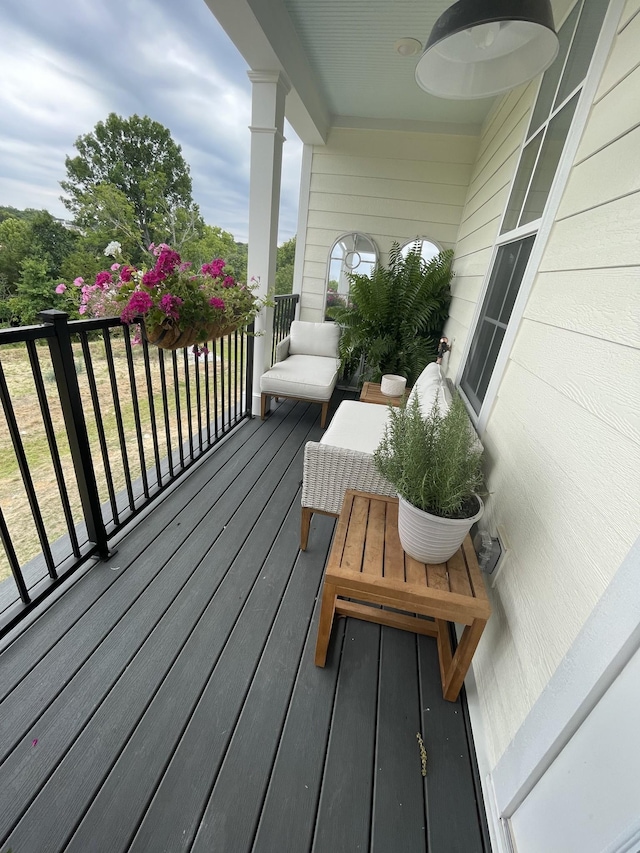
[0,409,318,847]
[371,628,427,853]
[418,634,485,853]
[250,545,346,853]
[133,516,334,853]
[0,402,313,752]
[62,489,307,853]
[312,618,381,853]
[0,412,268,697]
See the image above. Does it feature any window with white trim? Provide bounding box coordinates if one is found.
[460,0,609,415]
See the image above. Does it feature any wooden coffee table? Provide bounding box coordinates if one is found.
[315,490,491,702]
[359,381,409,406]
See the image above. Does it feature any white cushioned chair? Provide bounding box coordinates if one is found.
[301,362,461,549]
[260,320,341,429]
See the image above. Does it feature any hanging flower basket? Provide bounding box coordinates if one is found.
[56,241,267,349]
[145,318,242,350]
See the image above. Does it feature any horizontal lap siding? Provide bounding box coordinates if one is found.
[299,127,478,321]
[458,6,640,767]
[445,83,535,378]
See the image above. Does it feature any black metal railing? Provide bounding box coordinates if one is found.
[0,311,253,638]
[271,293,299,364]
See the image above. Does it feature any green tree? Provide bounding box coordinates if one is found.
[61,113,201,258]
[274,236,296,295]
[11,257,58,325]
[0,217,31,291]
[28,211,78,280]
[183,226,248,282]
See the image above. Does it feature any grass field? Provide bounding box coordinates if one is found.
[0,334,246,586]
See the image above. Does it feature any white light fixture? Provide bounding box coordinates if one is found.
[394,37,423,57]
[415,0,559,100]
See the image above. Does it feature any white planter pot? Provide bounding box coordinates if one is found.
[380,374,407,396]
[397,494,484,564]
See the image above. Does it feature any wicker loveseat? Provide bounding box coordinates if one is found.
[301,362,455,549]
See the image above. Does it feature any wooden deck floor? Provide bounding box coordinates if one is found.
[0,394,490,853]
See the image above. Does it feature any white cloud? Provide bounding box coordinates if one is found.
[0,0,301,245]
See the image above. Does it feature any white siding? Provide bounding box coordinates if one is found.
[452,7,640,768]
[298,127,478,321]
[446,81,537,377]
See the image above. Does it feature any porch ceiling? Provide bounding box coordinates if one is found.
[204,0,572,143]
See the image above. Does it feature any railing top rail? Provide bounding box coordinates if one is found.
[0,324,55,345]
[273,293,299,302]
[1,313,126,346]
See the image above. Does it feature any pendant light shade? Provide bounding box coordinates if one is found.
[416,0,559,100]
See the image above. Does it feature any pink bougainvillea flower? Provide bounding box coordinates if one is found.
[159,293,183,320]
[55,283,67,294]
[202,258,226,278]
[73,277,84,287]
[209,297,225,310]
[79,305,87,315]
[120,290,154,324]
[142,268,164,288]
[179,262,192,272]
[95,271,113,289]
[120,265,134,283]
[222,276,235,288]
[111,263,121,271]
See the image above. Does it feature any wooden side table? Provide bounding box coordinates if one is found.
[315,490,491,702]
[359,381,409,406]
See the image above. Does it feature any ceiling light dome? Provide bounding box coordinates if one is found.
[416,0,559,100]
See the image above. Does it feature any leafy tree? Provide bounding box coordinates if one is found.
[327,243,453,385]
[275,236,296,295]
[58,246,105,292]
[182,225,248,282]
[0,206,41,224]
[0,217,31,291]
[11,257,58,325]
[61,113,201,258]
[28,211,78,280]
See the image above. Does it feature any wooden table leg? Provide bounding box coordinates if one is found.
[300,507,312,551]
[442,618,487,702]
[315,582,337,667]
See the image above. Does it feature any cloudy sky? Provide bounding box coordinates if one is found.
[0,0,303,243]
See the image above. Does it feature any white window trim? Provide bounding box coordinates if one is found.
[455,0,624,436]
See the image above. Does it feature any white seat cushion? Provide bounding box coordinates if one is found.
[260,354,338,401]
[321,401,391,455]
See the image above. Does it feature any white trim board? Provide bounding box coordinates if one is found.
[490,533,640,817]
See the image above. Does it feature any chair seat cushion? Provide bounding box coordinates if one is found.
[321,401,391,455]
[260,354,338,401]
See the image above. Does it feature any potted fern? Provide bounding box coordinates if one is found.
[373,391,484,563]
[326,242,453,386]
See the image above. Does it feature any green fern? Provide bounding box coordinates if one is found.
[327,243,453,385]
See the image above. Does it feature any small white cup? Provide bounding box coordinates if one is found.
[380,374,407,397]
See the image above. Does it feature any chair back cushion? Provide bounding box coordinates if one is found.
[289,321,340,358]
[407,361,450,419]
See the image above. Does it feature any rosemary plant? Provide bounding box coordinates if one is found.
[373,391,484,519]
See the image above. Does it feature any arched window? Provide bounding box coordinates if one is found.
[400,237,442,264]
[325,233,377,319]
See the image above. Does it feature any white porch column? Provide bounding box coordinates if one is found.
[247,70,290,416]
